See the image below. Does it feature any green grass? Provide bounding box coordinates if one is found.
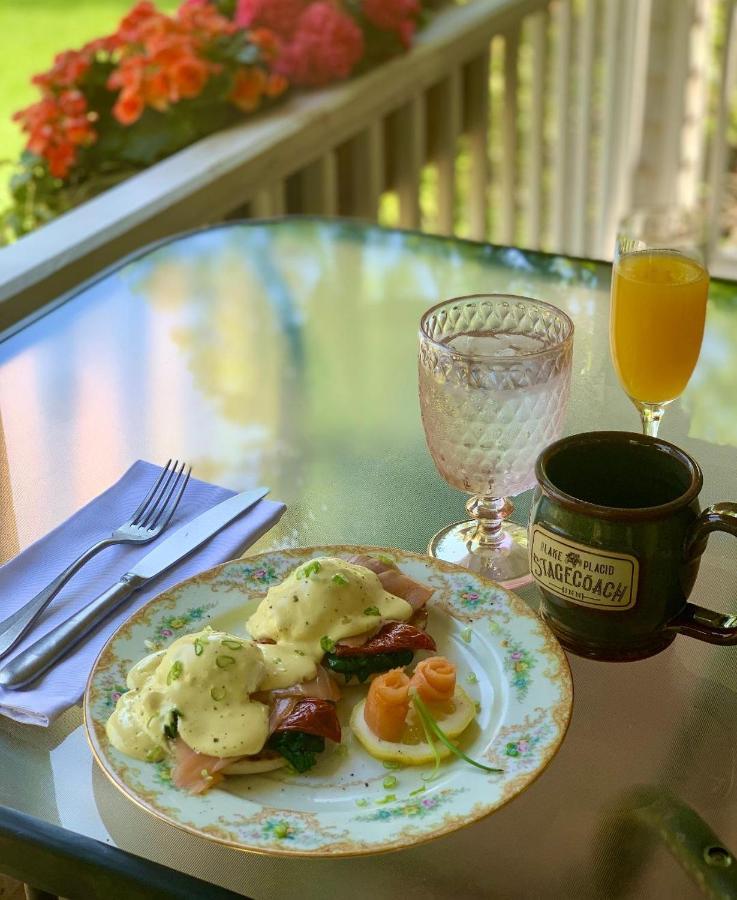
[0,0,177,206]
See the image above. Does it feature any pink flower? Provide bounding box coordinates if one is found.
[279,2,364,86]
[235,0,310,40]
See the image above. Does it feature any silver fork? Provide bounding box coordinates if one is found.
[0,460,191,660]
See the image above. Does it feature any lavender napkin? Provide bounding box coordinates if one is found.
[0,460,286,726]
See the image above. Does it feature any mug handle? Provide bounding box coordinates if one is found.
[669,503,737,644]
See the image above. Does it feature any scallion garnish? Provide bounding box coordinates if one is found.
[363,606,381,616]
[303,560,321,578]
[382,760,402,770]
[167,660,183,684]
[145,747,165,763]
[216,655,235,668]
[460,627,473,644]
[375,794,397,805]
[412,694,502,774]
[320,635,335,653]
[409,785,426,797]
[383,775,397,790]
[332,573,349,586]
[466,672,478,684]
[210,686,226,701]
[221,639,242,650]
[193,638,204,657]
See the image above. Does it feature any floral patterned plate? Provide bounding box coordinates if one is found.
[84,546,572,857]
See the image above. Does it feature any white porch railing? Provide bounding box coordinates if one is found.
[1,0,736,331]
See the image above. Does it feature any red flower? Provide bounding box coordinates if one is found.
[235,0,310,40]
[279,2,364,86]
[113,90,145,125]
[171,56,209,99]
[362,0,420,48]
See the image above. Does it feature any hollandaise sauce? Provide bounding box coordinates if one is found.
[107,557,414,768]
[247,557,412,658]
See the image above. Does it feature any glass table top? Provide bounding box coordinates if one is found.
[0,218,736,897]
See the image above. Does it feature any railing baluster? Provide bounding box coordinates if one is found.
[251,183,285,218]
[299,152,338,216]
[680,0,714,210]
[707,0,737,254]
[572,0,596,257]
[339,124,384,219]
[502,24,520,245]
[527,9,548,250]
[596,0,624,257]
[464,51,491,242]
[429,70,463,235]
[391,94,427,230]
[551,0,572,254]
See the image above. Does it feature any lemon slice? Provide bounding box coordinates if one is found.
[349,686,476,766]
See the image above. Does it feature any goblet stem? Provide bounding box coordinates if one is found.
[465,495,514,548]
[636,401,665,438]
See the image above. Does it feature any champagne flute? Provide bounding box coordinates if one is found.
[418,294,573,587]
[610,207,710,437]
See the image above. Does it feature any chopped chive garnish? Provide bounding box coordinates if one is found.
[303,560,321,578]
[273,823,289,839]
[460,627,473,643]
[412,694,502,774]
[376,554,395,567]
[210,686,226,701]
[382,760,402,770]
[193,638,204,656]
[419,701,442,782]
[409,785,426,797]
[221,639,242,650]
[355,798,369,808]
[466,672,478,684]
[375,794,397,805]
[166,661,183,684]
[383,775,397,789]
[320,635,335,653]
[216,655,235,668]
[332,573,349,586]
[363,606,381,616]
[145,747,165,763]
[294,649,305,656]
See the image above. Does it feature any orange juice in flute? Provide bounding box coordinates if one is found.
[610,209,709,436]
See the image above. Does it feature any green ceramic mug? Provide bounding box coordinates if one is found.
[530,431,737,661]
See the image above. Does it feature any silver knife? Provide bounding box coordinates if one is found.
[0,487,270,689]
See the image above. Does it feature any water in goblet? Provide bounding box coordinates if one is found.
[419,295,573,586]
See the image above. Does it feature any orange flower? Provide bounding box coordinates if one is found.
[265,72,288,98]
[230,67,267,112]
[113,90,145,125]
[171,56,209,99]
[142,69,172,109]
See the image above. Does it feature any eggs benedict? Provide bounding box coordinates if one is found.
[247,556,436,682]
[106,627,341,793]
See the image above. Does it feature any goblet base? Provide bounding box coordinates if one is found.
[427,520,532,589]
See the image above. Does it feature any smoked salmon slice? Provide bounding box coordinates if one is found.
[171,738,236,795]
[409,656,456,703]
[349,554,435,611]
[363,668,410,742]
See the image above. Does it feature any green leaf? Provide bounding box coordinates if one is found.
[323,649,413,683]
[267,731,325,773]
